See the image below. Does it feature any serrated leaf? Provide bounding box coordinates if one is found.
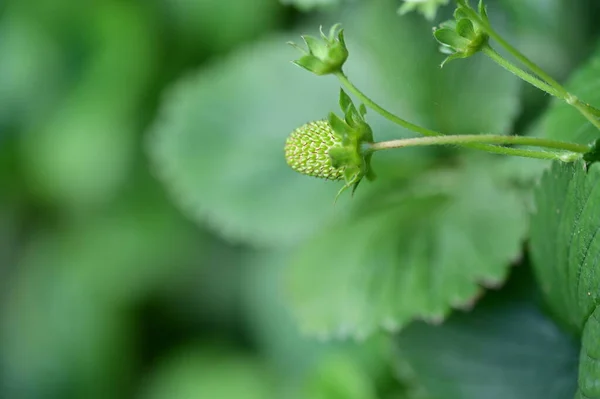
[242,252,398,399]
[148,37,347,247]
[287,160,528,339]
[577,306,600,399]
[530,161,600,331]
[530,161,600,398]
[541,43,600,144]
[148,0,522,248]
[396,274,579,399]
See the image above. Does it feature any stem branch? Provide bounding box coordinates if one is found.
[481,46,561,98]
[369,135,586,162]
[335,72,439,137]
[462,5,600,132]
[461,6,567,95]
[335,71,588,161]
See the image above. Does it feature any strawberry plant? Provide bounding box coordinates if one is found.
[149,0,600,397]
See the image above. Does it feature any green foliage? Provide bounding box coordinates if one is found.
[397,271,580,399]
[352,0,520,135]
[288,159,528,339]
[139,347,275,399]
[398,0,450,21]
[161,0,282,55]
[530,161,600,331]
[530,161,600,398]
[541,43,600,144]
[148,37,346,247]
[4,0,600,398]
[19,1,158,208]
[279,0,346,11]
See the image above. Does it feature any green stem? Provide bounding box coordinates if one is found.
[462,5,600,132]
[335,72,439,137]
[369,135,585,162]
[461,6,567,95]
[335,71,588,160]
[481,46,561,98]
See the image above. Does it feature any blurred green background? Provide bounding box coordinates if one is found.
[0,0,599,398]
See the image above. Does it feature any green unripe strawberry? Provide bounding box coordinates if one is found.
[284,90,376,198]
[285,120,345,180]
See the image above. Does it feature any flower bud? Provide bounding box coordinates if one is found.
[433,1,489,67]
[289,24,348,76]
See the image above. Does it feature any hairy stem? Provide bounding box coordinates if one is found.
[369,135,587,162]
[335,71,588,160]
[461,6,567,94]
[462,5,600,132]
[335,72,439,137]
[481,46,561,98]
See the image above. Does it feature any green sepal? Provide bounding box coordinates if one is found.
[439,20,457,30]
[456,18,476,39]
[328,112,350,138]
[478,0,489,22]
[434,28,470,51]
[302,35,328,59]
[359,104,367,117]
[440,52,469,68]
[339,89,353,114]
[328,146,354,168]
[338,89,367,130]
[345,106,362,128]
[293,56,329,76]
[335,27,346,48]
[364,153,376,181]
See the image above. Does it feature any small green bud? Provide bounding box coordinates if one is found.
[398,0,450,21]
[285,120,345,180]
[289,24,348,76]
[433,1,489,67]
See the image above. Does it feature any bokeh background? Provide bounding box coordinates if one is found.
[0,0,599,398]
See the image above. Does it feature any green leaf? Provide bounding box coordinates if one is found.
[288,160,528,339]
[396,272,579,399]
[242,253,399,399]
[305,353,378,399]
[578,306,600,399]
[530,161,600,398]
[541,43,600,144]
[149,0,522,248]
[149,37,348,247]
[530,161,600,331]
